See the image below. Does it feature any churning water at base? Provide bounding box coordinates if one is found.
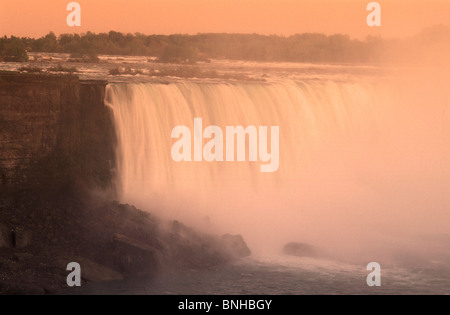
[105,71,450,294]
[69,255,450,295]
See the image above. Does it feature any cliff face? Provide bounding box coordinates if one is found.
[0,73,115,202]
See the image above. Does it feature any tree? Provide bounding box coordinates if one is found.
[42,32,58,52]
[0,37,28,62]
[158,44,198,64]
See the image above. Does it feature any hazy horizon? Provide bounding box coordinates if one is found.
[1,0,450,40]
[1,25,449,40]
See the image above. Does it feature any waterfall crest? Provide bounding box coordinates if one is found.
[105,78,449,257]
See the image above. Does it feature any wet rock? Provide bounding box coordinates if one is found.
[0,258,19,271]
[13,252,34,262]
[9,217,20,225]
[112,234,162,276]
[78,258,124,282]
[283,242,316,258]
[0,282,46,295]
[221,234,251,259]
[13,229,32,248]
[55,257,124,282]
[0,224,13,248]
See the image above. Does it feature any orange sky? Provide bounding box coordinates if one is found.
[0,0,449,39]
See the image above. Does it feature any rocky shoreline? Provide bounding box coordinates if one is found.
[0,73,250,294]
[0,189,250,295]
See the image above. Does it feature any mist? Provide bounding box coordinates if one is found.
[105,27,450,269]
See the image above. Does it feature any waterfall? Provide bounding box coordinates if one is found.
[105,78,450,257]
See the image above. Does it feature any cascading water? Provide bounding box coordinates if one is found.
[105,76,450,262]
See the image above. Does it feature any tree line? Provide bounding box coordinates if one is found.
[1,28,448,64]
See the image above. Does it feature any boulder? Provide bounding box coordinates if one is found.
[0,224,13,248]
[76,258,124,282]
[55,257,124,282]
[112,234,162,276]
[283,242,316,258]
[13,229,32,248]
[13,253,34,262]
[221,234,251,259]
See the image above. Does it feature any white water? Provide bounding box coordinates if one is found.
[105,72,450,271]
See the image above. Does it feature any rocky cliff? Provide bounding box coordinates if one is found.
[0,73,115,203]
